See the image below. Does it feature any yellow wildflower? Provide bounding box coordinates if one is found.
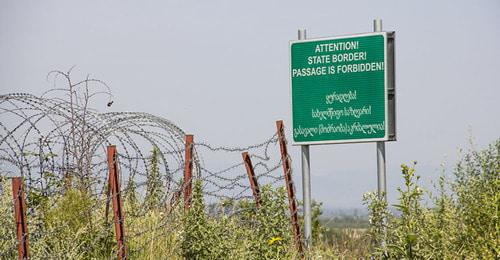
[268,236,283,245]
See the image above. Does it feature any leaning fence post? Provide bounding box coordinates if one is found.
[183,135,194,211]
[276,120,304,254]
[12,177,29,260]
[242,152,261,208]
[107,145,128,260]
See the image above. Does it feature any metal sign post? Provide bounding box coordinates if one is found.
[298,29,313,249]
[374,19,387,202]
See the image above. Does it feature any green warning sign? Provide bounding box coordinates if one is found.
[290,32,395,145]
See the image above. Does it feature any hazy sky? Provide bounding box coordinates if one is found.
[1,1,499,209]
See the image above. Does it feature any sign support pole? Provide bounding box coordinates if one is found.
[373,19,387,201]
[376,141,386,199]
[298,28,312,249]
[301,145,311,247]
[374,18,388,252]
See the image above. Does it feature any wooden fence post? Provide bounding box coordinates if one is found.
[242,152,261,208]
[276,120,304,254]
[107,145,128,260]
[183,135,194,211]
[12,177,29,260]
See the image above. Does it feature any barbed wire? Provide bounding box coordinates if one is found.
[0,70,302,258]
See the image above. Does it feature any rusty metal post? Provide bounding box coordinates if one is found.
[107,145,128,260]
[242,152,261,208]
[276,120,303,254]
[183,135,194,211]
[12,177,29,260]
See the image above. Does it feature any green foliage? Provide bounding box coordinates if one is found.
[362,191,389,257]
[181,179,240,259]
[127,207,183,259]
[181,179,212,259]
[385,162,428,258]
[181,181,294,259]
[29,189,115,259]
[144,146,164,210]
[254,185,294,259]
[453,139,499,258]
[1,140,498,259]
[421,175,460,258]
[125,176,139,213]
[311,200,327,243]
[0,178,16,259]
[364,139,500,259]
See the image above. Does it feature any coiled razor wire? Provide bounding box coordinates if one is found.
[0,70,297,258]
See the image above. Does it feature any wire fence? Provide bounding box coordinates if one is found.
[0,70,302,258]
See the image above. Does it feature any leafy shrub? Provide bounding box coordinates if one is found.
[453,139,499,258]
[144,146,164,210]
[365,138,500,259]
[362,190,389,257]
[29,188,114,259]
[386,162,428,258]
[253,185,294,259]
[127,207,183,259]
[0,177,16,259]
[181,180,294,259]
[181,179,214,259]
